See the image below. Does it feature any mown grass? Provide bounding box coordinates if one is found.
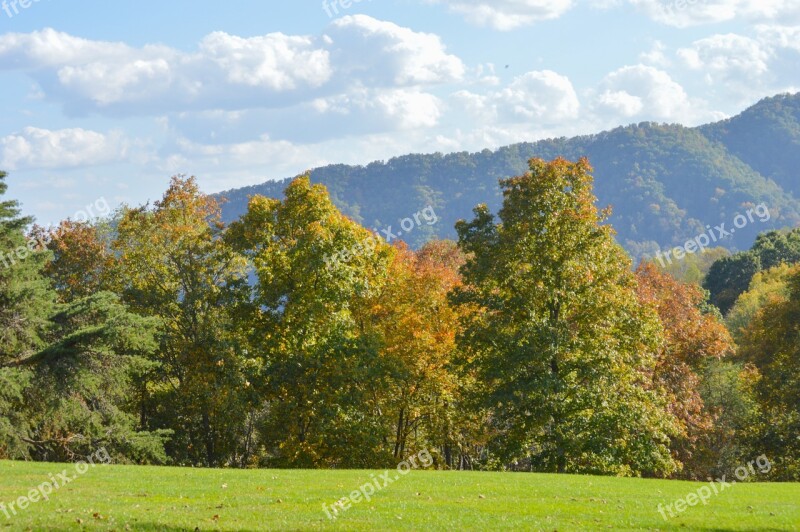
[1,460,799,530]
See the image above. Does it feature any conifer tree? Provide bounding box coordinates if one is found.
[0,171,55,457]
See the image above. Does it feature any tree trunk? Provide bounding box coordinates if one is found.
[394,408,405,459]
[202,410,215,467]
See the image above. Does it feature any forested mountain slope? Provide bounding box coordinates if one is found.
[219,93,800,258]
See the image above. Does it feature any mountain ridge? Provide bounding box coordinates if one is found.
[218,93,800,259]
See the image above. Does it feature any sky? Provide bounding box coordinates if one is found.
[0,0,798,225]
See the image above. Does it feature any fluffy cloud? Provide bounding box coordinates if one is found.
[639,41,671,68]
[199,32,332,90]
[312,88,443,130]
[428,0,575,30]
[678,34,770,83]
[0,29,130,69]
[0,17,463,116]
[158,136,316,178]
[0,29,328,115]
[155,129,474,193]
[756,24,800,53]
[327,15,465,85]
[594,65,697,122]
[0,127,128,170]
[452,70,580,124]
[167,87,444,145]
[626,0,800,27]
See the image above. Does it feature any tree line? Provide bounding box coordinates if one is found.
[0,158,797,480]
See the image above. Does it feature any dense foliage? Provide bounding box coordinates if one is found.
[738,265,800,480]
[453,158,677,476]
[1,152,799,480]
[0,171,166,463]
[704,228,800,314]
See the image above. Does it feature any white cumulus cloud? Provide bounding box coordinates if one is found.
[594,65,697,122]
[0,17,464,116]
[313,88,443,130]
[0,127,128,170]
[756,24,800,53]
[428,0,575,30]
[678,34,770,79]
[327,15,465,85]
[626,0,800,27]
[452,70,580,124]
[199,32,333,90]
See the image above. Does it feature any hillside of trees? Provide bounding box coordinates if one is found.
[219,93,800,259]
[2,156,799,481]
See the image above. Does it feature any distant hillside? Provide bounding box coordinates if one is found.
[700,93,800,198]
[218,93,800,259]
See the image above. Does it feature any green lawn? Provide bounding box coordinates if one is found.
[1,461,798,531]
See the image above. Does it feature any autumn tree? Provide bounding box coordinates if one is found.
[368,240,466,465]
[726,264,793,344]
[113,176,253,466]
[657,247,729,285]
[414,240,486,468]
[705,228,800,314]
[635,262,734,477]
[32,220,118,302]
[454,158,679,476]
[226,176,396,467]
[739,264,800,480]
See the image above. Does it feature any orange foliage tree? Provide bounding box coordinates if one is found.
[636,262,735,477]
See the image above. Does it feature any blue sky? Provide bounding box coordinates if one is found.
[0,0,798,224]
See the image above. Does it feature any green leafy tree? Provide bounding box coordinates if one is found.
[739,265,800,480]
[453,158,679,476]
[726,264,794,343]
[698,359,761,478]
[657,247,730,285]
[226,176,396,468]
[704,253,762,315]
[705,228,800,314]
[113,176,253,466]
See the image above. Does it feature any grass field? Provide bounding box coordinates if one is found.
[1,461,799,531]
